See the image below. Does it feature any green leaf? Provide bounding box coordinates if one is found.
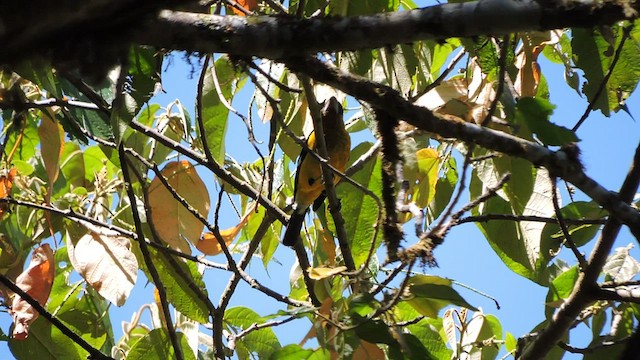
[6,114,38,162]
[59,142,87,190]
[471,163,555,285]
[199,56,237,164]
[224,307,281,360]
[406,317,453,360]
[269,344,315,360]
[515,97,578,146]
[332,142,382,267]
[13,59,62,98]
[127,46,161,106]
[545,265,579,318]
[493,154,534,214]
[137,246,210,323]
[505,332,517,355]
[541,201,607,254]
[9,317,84,360]
[429,156,457,220]
[404,275,477,317]
[573,24,640,116]
[127,328,195,360]
[59,78,113,141]
[461,312,502,360]
[349,293,379,317]
[353,319,397,346]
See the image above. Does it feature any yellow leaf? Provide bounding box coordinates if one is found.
[414,148,440,207]
[308,266,347,280]
[196,207,254,256]
[148,161,210,254]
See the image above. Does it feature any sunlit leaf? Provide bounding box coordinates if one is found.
[331,142,381,267]
[224,306,281,359]
[412,148,440,208]
[9,317,84,359]
[406,317,453,360]
[472,164,556,285]
[545,266,579,317]
[148,160,210,254]
[199,56,238,164]
[604,244,640,283]
[196,205,254,256]
[308,266,347,280]
[459,311,502,360]
[66,229,137,306]
[127,328,195,360]
[137,245,210,323]
[573,25,640,116]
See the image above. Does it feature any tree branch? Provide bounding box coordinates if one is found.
[282,56,640,240]
[135,1,639,59]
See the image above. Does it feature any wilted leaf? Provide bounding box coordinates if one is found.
[10,244,54,340]
[196,206,254,256]
[148,161,210,254]
[604,244,640,283]
[67,230,137,306]
[442,308,458,352]
[308,266,348,280]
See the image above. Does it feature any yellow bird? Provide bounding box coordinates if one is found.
[282,97,351,247]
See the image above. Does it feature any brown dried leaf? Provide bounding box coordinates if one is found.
[67,231,137,306]
[149,161,210,254]
[10,244,54,340]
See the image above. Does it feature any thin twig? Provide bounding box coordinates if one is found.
[550,177,588,268]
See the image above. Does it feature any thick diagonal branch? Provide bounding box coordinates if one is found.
[283,57,640,239]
